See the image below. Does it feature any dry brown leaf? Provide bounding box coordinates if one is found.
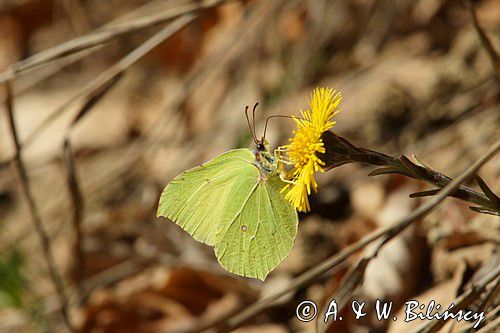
[80,267,257,332]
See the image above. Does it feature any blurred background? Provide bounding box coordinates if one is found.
[0,0,498,332]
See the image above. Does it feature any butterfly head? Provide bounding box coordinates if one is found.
[256,137,270,153]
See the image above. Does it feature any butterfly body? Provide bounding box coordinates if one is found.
[253,140,280,178]
[157,140,298,280]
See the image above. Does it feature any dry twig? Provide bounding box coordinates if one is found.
[3,82,74,332]
[464,0,500,79]
[62,74,122,296]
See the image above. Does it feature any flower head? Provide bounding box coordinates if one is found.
[281,87,342,212]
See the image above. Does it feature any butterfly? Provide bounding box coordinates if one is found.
[157,103,298,280]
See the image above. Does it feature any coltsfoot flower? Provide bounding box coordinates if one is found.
[281,87,342,212]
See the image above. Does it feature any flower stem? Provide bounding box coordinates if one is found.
[319,131,499,215]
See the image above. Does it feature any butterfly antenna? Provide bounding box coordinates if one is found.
[245,105,258,143]
[263,115,296,139]
[252,102,258,141]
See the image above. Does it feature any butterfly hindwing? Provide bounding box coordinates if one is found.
[157,149,259,246]
[215,174,298,280]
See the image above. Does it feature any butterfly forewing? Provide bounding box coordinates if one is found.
[157,149,258,246]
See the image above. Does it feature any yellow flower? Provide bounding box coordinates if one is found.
[281,87,342,212]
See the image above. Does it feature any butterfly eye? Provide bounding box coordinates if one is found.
[257,143,264,150]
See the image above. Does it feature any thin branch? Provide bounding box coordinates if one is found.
[464,0,500,79]
[0,46,101,105]
[3,82,74,332]
[216,139,499,332]
[62,139,84,296]
[62,73,122,297]
[0,0,228,85]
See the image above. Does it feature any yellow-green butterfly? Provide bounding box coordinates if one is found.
[157,104,298,280]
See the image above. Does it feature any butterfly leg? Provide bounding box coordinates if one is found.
[274,147,294,166]
[274,148,296,184]
[278,171,297,185]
